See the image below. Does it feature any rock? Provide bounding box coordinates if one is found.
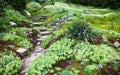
[102,36,108,42]
[16,48,28,57]
[68,13,74,17]
[114,41,120,48]
[36,38,44,42]
[33,22,42,25]
[40,36,48,39]
[9,21,16,26]
[8,45,15,49]
[39,27,48,31]
[36,42,41,45]
[24,10,31,17]
[40,31,51,35]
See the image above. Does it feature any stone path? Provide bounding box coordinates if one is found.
[20,26,51,75]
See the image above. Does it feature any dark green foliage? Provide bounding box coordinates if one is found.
[0,50,22,75]
[67,21,96,42]
[3,0,28,11]
[67,0,120,9]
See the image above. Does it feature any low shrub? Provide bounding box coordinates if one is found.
[26,38,74,75]
[74,42,119,65]
[0,50,22,75]
[0,33,33,49]
[26,2,42,13]
[67,21,97,42]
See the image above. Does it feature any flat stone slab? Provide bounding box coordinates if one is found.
[33,22,42,25]
[36,38,44,42]
[40,36,48,39]
[40,31,51,35]
[39,27,48,31]
[16,48,27,57]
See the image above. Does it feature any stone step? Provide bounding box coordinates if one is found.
[40,31,51,35]
[16,48,28,57]
[39,27,48,31]
[40,36,48,39]
[36,38,44,42]
[33,22,42,25]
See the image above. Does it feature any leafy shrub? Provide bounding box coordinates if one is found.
[41,35,53,48]
[26,2,41,13]
[0,33,33,49]
[59,70,73,75]
[67,21,97,42]
[26,38,74,75]
[74,42,119,65]
[3,0,28,11]
[48,38,74,60]
[0,50,22,75]
[9,27,29,38]
[5,9,32,24]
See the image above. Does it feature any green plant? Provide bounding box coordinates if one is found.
[41,35,53,48]
[26,38,74,75]
[0,50,22,75]
[74,42,119,65]
[0,33,33,48]
[84,64,99,74]
[59,69,73,75]
[67,21,97,42]
[26,2,41,13]
[9,27,29,38]
[5,9,32,24]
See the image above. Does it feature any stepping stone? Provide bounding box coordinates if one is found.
[36,38,44,42]
[33,22,42,25]
[40,31,51,35]
[114,41,120,48]
[40,36,48,39]
[39,27,48,31]
[16,48,27,57]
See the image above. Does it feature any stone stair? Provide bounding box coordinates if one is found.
[20,26,52,75]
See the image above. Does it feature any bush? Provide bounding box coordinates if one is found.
[0,33,33,49]
[74,42,119,65]
[67,0,120,9]
[26,2,41,13]
[26,38,74,75]
[3,0,28,11]
[0,50,22,75]
[67,21,97,42]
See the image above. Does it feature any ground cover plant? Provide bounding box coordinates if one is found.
[0,0,120,75]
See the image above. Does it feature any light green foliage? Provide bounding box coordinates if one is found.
[84,65,99,74]
[6,9,32,23]
[42,30,66,48]
[26,2,41,13]
[48,38,74,60]
[53,29,65,38]
[26,52,58,75]
[9,27,29,37]
[59,70,73,75]
[26,38,74,75]
[67,21,96,42]
[0,50,22,75]
[93,27,120,38]
[75,42,119,65]
[41,35,53,48]
[0,33,33,49]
